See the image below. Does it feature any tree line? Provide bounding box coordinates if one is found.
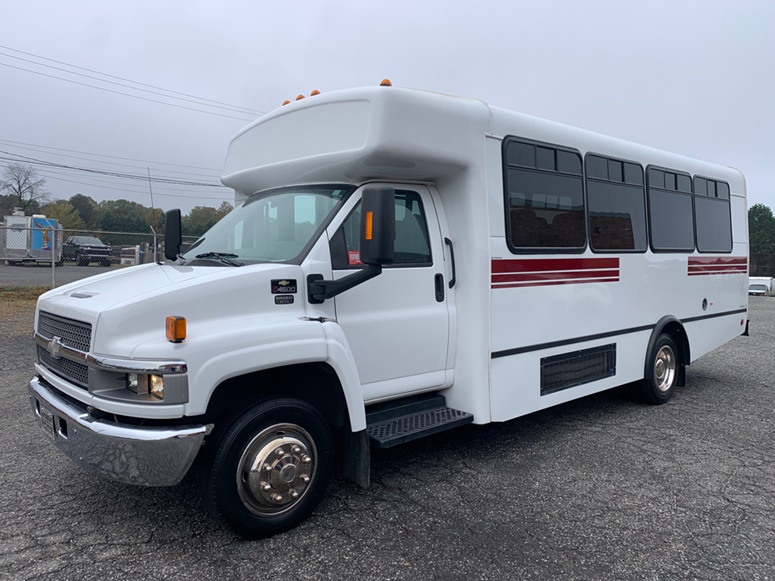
[0,163,232,237]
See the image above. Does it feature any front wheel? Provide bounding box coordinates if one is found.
[199,398,333,539]
[640,333,679,405]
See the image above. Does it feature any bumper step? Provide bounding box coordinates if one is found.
[366,394,473,448]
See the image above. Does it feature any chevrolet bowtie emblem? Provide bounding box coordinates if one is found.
[47,336,64,359]
[278,280,290,286]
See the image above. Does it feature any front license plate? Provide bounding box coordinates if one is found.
[38,404,56,440]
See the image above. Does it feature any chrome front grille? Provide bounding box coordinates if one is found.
[37,311,92,389]
[38,311,92,352]
[37,346,89,387]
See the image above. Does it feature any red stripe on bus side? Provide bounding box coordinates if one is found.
[493,277,620,289]
[492,257,619,274]
[492,269,621,283]
[688,257,747,266]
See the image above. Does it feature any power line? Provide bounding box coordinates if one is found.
[4,165,233,202]
[0,138,222,171]
[0,44,266,116]
[0,61,255,122]
[0,151,226,187]
[0,140,222,179]
[0,49,263,116]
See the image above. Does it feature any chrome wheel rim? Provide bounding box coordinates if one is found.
[236,423,317,516]
[654,345,676,393]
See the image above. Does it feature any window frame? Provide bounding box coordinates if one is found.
[330,188,434,270]
[502,136,587,255]
[645,165,696,253]
[693,175,733,254]
[584,152,647,254]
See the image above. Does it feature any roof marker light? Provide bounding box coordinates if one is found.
[296,94,305,101]
[380,79,392,87]
[310,90,321,96]
[282,100,291,106]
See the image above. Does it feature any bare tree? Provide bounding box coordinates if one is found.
[0,163,49,213]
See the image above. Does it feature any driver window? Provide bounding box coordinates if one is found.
[332,190,432,269]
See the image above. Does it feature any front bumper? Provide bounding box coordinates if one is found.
[28,376,210,486]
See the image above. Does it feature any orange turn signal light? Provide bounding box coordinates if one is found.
[166,316,186,343]
[364,211,374,240]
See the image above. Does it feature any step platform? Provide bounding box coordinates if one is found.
[365,394,474,448]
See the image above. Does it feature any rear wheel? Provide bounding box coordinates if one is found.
[199,398,333,539]
[640,333,679,404]
[76,252,88,266]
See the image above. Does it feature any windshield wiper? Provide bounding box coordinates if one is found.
[194,252,244,267]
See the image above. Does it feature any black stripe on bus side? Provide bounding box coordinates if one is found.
[491,308,748,359]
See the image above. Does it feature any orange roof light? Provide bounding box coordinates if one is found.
[296,94,305,101]
[310,90,321,96]
[282,100,291,106]
[380,79,392,87]
[166,316,186,343]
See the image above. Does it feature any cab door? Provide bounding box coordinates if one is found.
[327,185,451,402]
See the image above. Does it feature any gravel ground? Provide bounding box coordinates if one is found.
[0,297,773,580]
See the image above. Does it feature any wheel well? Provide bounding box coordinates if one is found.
[647,318,691,387]
[201,363,348,431]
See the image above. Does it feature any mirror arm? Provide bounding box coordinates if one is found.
[307,265,382,304]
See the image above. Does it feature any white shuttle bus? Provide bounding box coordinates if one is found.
[28,84,749,538]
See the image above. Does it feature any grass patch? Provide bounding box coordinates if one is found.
[0,286,50,302]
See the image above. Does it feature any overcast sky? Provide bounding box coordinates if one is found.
[1,0,773,217]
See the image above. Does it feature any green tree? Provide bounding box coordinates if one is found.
[183,205,222,237]
[100,199,152,233]
[69,194,100,229]
[748,203,775,276]
[40,200,86,230]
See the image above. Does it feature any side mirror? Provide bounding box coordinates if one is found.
[359,186,395,265]
[164,209,182,260]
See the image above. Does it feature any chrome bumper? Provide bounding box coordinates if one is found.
[28,376,210,487]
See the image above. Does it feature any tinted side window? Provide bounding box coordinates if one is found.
[585,155,647,252]
[332,190,432,268]
[504,139,585,251]
[648,167,694,252]
[694,177,732,253]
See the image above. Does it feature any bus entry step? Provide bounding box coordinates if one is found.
[366,395,473,448]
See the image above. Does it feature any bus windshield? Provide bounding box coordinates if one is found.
[183,185,353,265]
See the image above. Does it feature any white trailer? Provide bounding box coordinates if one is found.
[748,276,774,296]
[2,211,62,265]
[27,84,748,539]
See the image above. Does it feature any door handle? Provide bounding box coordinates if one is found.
[444,237,456,288]
[435,273,445,302]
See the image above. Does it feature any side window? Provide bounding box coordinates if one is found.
[694,176,732,253]
[504,138,585,252]
[647,167,695,252]
[585,154,647,252]
[331,190,432,269]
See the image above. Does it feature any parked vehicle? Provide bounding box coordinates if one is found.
[748,276,774,296]
[2,211,62,266]
[28,83,749,539]
[62,235,112,266]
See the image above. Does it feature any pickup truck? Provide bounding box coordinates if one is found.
[62,235,112,266]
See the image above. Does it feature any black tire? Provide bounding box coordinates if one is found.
[640,333,679,405]
[199,398,333,539]
[76,253,87,266]
[101,258,111,267]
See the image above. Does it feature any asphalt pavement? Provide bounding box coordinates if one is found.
[0,298,773,580]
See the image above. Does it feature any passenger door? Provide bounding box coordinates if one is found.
[327,185,451,402]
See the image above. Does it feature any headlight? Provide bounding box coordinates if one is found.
[126,373,164,399]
